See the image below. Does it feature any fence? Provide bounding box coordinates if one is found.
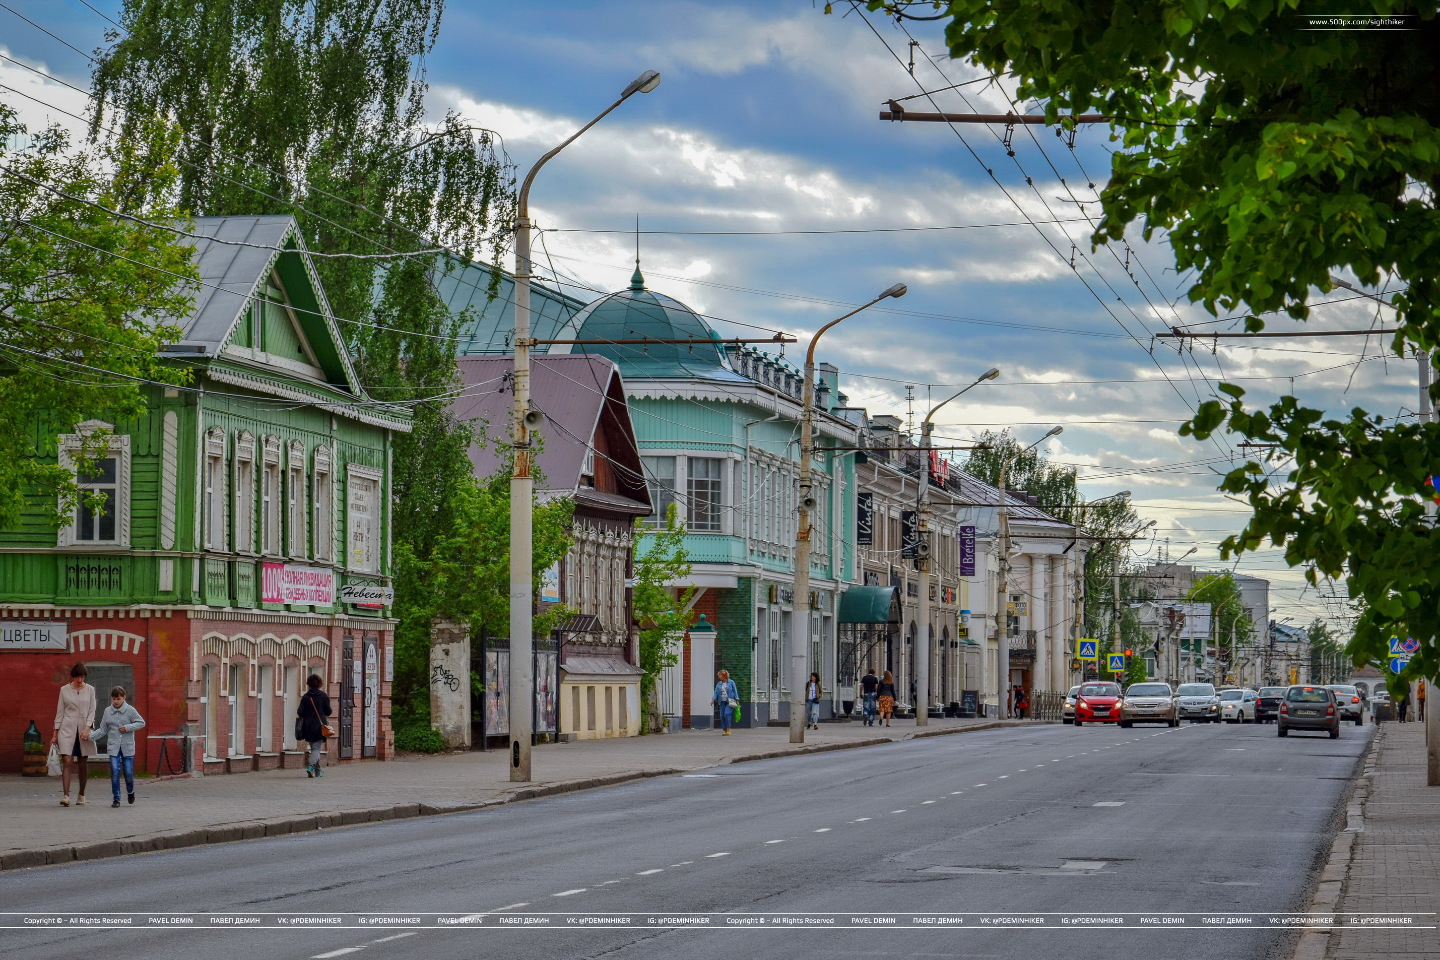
[1027,689,1065,722]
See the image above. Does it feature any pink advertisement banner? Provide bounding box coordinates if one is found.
[261,562,336,606]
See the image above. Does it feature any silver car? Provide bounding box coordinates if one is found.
[1062,685,1080,724]
[1325,684,1367,726]
[1176,682,1220,723]
[1120,682,1178,727]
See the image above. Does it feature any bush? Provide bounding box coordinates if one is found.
[392,719,449,754]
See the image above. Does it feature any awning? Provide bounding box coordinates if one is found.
[959,637,979,646]
[838,585,900,624]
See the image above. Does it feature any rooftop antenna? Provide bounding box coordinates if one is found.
[905,385,916,439]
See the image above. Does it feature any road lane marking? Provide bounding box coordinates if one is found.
[1093,801,1126,807]
[671,862,694,866]
[553,889,587,897]
[313,951,364,959]
[371,933,417,944]
[764,840,786,844]
[998,775,1009,779]
[814,828,831,833]
[491,904,529,913]
[891,809,907,814]
[1018,768,1027,772]
[950,791,963,795]
[599,880,624,885]
[921,800,936,804]
[974,783,987,787]
[855,817,872,822]
[637,869,665,874]
[705,852,731,858]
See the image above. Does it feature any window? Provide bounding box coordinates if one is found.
[642,456,676,527]
[313,446,334,562]
[56,423,131,548]
[227,662,243,756]
[204,428,227,551]
[256,664,273,752]
[261,437,281,555]
[235,433,256,553]
[687,457,723,533]
[287,440,307,557]
[347,464,382,573]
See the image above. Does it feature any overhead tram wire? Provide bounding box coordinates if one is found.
[850,5,1240,469]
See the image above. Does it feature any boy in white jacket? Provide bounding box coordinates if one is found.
[90,686,146,808]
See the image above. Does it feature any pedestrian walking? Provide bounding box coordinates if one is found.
[1419,680,1426,721]
[1397,690,1409,723]
[1016,688,1030,720]
[877,670,897,727]
[805,672,822,730]
[295,675,332,777]
[859,668,879,726]
[712,669,738,735]
[89,686,146,807]
[51,662,97,806]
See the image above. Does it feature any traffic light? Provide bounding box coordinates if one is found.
[1124,649,1133,657]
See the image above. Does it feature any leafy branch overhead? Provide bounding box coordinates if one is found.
[885,0,1440,676]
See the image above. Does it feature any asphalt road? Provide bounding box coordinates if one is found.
[1,718,1371,960]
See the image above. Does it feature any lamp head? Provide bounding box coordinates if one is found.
[880,282,908,299]
[1116,490,1132,499]
[1045,426,1064,438]
[980,367,1001,381]
[623,69,662,97]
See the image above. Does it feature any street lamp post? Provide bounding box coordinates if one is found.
[993,427,1062,718]
[915,367,999,726]
[508,69,660,782]
[794,283,908,743]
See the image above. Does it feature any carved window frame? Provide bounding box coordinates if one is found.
[56,421,131,549]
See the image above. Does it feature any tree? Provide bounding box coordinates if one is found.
[0,106,196,530]
[632,506,694,729]
[868,1,1440,682]
[92,0,517,712]
[391,455,574,723]
[1188,573,1255,685]
[1307,619,1349,686]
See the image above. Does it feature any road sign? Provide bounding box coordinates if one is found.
[1391,657,1409,675]
[1107,654,1127,672]
[1389,637,1404,655]
[1400,637,1420,654]
[1078,639,1098,661]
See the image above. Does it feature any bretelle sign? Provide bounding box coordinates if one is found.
[262,563,336,606]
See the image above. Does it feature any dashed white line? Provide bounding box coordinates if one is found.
[371,933,418,944]
[975,783,987,787]
[814,828,832,833]
[950,791,963,795]
[671,861,694,866]
[705,852,731,858]
[891,809,907,814]
[553,888,587,897]
[854,817,872,822]
[637,869,665,875]
[921,800,936,805]
[312,950,364,959]
[997,775,1009,779]
[1018,768,1028,772]
[491,903,529,913]
[764,840,786,845]
[599,880,624,886]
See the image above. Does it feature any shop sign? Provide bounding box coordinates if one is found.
[340,581,394,608]
[262,562,336,606]
[0,620,68,650]
[857,492,873,545]
[959,525,976,576]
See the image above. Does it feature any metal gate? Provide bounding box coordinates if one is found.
[339,636,355,759]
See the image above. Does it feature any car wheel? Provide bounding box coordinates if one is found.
[1355,715,1363,727]
[1074,720,1083,727]
[1120,721,1131,728]
[1169,718,1179,727]
[1062,718,1072,725]
[1277,725,1287,737]
[1330,724,1340,739]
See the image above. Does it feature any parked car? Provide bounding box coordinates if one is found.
[1176,682,1220,723]
[1062,685,1080,724]
[1120,682,1177,727]
[1324,684,1367,726]
[1278,685,1340,738]
[1219,688,1258,723]
[1073,681,1123,726]
[1255,686,1287,723]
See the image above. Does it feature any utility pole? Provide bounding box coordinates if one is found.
[1424,349,1440,786]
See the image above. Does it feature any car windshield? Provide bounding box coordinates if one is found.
[1080,683,1120,697]
[1127,684,1171,697]
[1219,690,1243,701]
[1287,687,1331,703]
[1177,684,1216,697]
[1066,686,1080,697]
[1259,687,1286,696]
[1327,685,1357,695]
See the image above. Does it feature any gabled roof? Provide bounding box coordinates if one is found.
[162,215,360,395]
[452,355,650,511]
[439,258,590,355]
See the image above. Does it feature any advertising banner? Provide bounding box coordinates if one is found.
[262,563,336,606]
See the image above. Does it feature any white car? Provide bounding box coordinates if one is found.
[1177,682,1220,723]
[1219,688,1258,723]
[1325,684,1367,726]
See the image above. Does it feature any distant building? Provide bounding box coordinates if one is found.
[0,216,408,774]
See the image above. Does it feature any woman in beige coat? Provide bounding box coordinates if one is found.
[51,662,97,806]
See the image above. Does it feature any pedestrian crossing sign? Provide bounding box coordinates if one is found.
[1389,637,1405,655]
[1078,639,1099,661]
[1107,653,1127,672]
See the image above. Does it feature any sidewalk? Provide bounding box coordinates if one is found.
[1295,719,1440,959]
[0,716,1020,871]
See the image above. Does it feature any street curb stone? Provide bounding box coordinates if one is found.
[2,719,1025,872]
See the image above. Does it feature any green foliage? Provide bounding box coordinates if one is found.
[882,0,1440,677]
[390,448,574,719]
[92,0,517,714]
[632,505,694,715]
[392,717,449,754]
[1307,619,1350,686]
[0,106,197,530]
[1187,573,1254,684]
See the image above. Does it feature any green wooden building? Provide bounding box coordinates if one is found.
[0,215,409,775]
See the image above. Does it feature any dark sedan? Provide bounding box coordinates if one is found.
[1277,685,1340,738]
[1256,686,1287,723]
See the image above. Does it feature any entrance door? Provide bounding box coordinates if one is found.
[362,636,378,758]
[339,637,355,759]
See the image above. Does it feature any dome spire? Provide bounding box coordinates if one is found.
[631,213,645,290]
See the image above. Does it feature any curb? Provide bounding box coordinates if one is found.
[1290,723,1383,960]
[0,720,1022,873]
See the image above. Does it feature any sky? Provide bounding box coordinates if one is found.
[1,0,1410,630]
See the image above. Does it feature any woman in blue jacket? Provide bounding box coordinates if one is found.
[712,669,738,735]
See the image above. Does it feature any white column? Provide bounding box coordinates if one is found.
[1031,555,1047,692]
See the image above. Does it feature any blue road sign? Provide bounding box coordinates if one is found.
[1391,657,1409,675]
[1107,654,1127,672]
[1389,637,1405,655]
[1401,637,1420,654]
[1078,639,1098,660]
